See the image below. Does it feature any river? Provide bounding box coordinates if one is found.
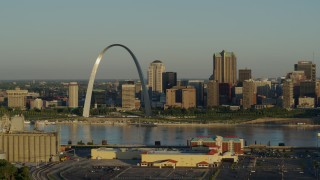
[26,124,320,147]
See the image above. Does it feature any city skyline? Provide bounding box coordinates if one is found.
[0,1,319,80]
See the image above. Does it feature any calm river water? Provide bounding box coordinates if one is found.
[26,124,320,147]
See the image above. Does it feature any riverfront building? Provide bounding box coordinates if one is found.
[165,86,196,109]
[189,135,244,155]
[6,87,28,110]
[0,131,60,163]
[122,83,138,110]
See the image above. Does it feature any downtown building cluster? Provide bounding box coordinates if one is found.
[142,51,320,110]
[0,51,319,112]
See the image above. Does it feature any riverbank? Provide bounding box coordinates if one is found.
[49,116,320,127]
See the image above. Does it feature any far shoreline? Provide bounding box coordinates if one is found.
[39,116,320,127]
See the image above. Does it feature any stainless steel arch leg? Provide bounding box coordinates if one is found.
[82,44,152,117]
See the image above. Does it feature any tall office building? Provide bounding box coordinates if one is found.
[188,80,204,107]
[213,50,237,84]
[294,61,316,82]
[242,80,256,109]
[219,83,232,105]
[162,72,177,93]
[282,80,294,109]
[238,69,252,83]
[122,83,136,110]
[207,80,219,107]
[6,87,28,110]
[147,60,165,93]
[68,82,78,108]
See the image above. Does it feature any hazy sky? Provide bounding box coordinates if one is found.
[0,0,319,80]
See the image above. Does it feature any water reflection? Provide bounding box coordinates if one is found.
[26,124,320,147]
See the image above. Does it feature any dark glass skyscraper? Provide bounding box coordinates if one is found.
[162,72,177,93]
[294,61,316,82]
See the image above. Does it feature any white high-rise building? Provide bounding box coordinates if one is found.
[68,82,78,108]
[147,60,165,93]
[31,98,43,110]
[6,87,28,110]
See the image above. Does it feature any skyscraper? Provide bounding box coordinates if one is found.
[294,61,316,82]
[213,50,237,84]
[147,60,165,93]
[242,80,256,109]
[6,87,28,110]
[188,80,204,107]
[282,80,294,109]
[207,80,219,107]
[238,69,252,83]
[162,72,177,93]
[68,82,78,108]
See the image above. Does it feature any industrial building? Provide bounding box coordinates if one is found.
[0,131,60,163]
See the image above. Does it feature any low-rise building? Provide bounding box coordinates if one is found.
[141,150,238,168]
[91,148,142,160]
[297,97,315,108]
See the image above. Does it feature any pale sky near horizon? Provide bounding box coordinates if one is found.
[0,0,319,80]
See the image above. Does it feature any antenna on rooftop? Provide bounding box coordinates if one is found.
[313,52,315,62]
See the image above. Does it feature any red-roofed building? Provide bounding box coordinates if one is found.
[190,135,244,155]
[197,161,209,168]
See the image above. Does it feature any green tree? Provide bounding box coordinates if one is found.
[0,159,17,180]
[15,166,30,180]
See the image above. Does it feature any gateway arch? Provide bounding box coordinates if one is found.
[83,44,152,117]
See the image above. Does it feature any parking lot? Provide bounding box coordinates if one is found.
[33,148,320,179]
[216,149,318,180]
[115,167,211,180]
